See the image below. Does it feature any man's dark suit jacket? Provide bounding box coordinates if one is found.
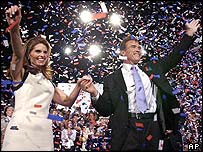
[91,35,195,150]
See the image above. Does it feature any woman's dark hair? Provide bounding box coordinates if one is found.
[4,105,14,116]
[7,36,53,80]
[24,37,53,80]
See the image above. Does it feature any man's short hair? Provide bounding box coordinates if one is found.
[120,34,139,51]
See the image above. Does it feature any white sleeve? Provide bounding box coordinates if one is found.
[91,92,100,101]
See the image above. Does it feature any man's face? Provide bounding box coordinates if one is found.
[122,40,142,64]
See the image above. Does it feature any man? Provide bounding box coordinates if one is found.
[80,19,200,151]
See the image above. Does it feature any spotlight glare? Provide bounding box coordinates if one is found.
[110,13,121,26]
[80,10,93,23]
[88,45,101,57]
[64,46,72,55]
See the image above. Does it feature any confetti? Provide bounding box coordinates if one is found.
[5,19,19,33]
[146,134,153,141]
[34,104,42,108]
[135,122,144,128]
[47,114,64,121]
[1,1,202,151]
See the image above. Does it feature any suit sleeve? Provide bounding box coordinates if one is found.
[91,76,115,117]
[158,34,195,74]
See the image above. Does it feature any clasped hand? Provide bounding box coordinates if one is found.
[77,75,94,92]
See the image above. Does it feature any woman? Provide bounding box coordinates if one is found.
[2,5,90,151]
[1,105,14,147]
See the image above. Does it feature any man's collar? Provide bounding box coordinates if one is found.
[122,63,139,71]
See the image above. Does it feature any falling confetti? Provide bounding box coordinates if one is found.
[1,1,202,151]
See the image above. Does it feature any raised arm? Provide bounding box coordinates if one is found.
[6,5,25,81]
[53,85,80,107]
[185,19,200,36]
[157,19,200,74]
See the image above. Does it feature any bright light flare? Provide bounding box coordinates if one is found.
[88,44,101,57]
[110,13,121,26]
[64,46,72,55]
[80,10,93,23]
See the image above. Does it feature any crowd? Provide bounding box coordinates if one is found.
[1,1,202,151]
[1,102,111,151]
[50,106,111,151]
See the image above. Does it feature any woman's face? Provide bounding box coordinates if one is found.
[29,43,49,68]
[6,106,14,117]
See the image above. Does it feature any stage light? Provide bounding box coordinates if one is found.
[109,13,121,26]
[80,10,93,23]
[64,46,72,55]
[88,44,101,57]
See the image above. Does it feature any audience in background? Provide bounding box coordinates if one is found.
[1,1,201,151]
[1,105,14,147]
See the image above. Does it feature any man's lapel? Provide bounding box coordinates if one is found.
[114,69,127,92]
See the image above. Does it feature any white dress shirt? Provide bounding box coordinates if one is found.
[121,63,157,113]
[91,63,158,114]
